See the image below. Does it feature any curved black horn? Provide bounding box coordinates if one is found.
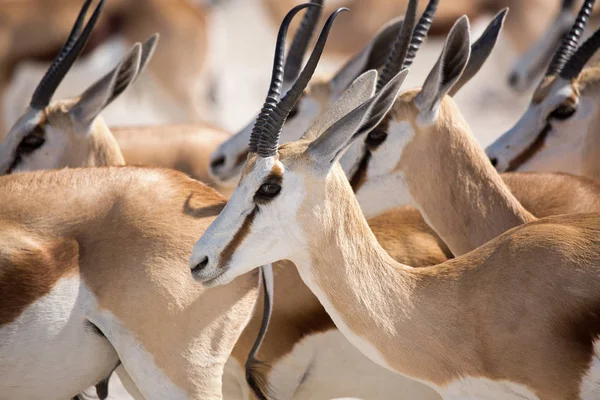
[560,25,600,79]
[545,0,595,77]
[249,3,320,153]
[377,0,419,90]
[256,8,347,158]
[403,0,439,69]
[283,0,324,84]
[30,0,105,110]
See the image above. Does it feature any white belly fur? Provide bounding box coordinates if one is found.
[0,276,118,399]
[268,330,440,400]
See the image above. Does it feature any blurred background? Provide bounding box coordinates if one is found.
[1,0,582,149]
[1,0,593,398]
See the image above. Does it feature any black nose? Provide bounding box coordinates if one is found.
[210,156,226,171]
[508,72,519,88]
[192,256,209,274]
[489,157,498,167]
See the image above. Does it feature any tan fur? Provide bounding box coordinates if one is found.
[45,101,126,168]
[371,89,600,257]
[0,167,258,397]
[389,91,535,255]
[0,226,79,326]
[112,123,233,194]
[261,142,600,398]
[0,0,210,137]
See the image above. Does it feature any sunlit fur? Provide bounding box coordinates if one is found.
[192,138,600,399]
[487,65,600,178]
[0,167,258,399]
[0,0,212,137]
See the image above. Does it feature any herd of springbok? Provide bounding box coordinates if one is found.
[2,0,600,399]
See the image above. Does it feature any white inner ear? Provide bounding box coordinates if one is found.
[303,70,378,141]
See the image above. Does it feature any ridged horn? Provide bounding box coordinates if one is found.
[560,25,600,79]
[248,3,320,154]
[377,0,419,90]
[30,0,105,109]
[283,0,324,84]
[403,0,440,69]
[256,8,347,158]
[545,0,595,77]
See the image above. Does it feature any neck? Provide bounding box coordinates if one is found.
[85,117,126,167]
[289,167,467,387]
[401,98,535,256]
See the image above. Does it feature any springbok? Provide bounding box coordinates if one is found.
[190,22,600,400]
[0,0,212,135]
[209,0,407,187]
[508,0,600,91]
[0,0,231,194]
[487,0,600,178]
[0,4,445,399]
[0,165,261,400]
[0,3,258,399]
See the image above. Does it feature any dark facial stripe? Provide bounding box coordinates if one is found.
[506,124,551,172]
[349,151,371,192]
[6,120,47,174]
[218,208,257,270]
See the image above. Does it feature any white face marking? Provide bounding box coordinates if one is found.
[441,377,539,400]
[12,122,75,173]
[269,330,439,400]
[191,157,307,286]
[580,340,600,399]
[0,277,118,399]
[512,94,594,174]
[209,93,323,187]
[486,79,575,173]
[353,120,415,219]
[0,108,43,174]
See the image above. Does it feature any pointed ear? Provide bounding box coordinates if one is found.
[449,9,507,96]
[306,69,408,168]
[330,17,404,96]
[69,44,143,131]
[302,69,378,141]
[415,16,471,119]
[139,33,159,75]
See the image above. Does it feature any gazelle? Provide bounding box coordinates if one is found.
[0,0,230,194]
[190,24,600,400]
[0,165,260,400]
[487,0,600,179]
[0,0,212,135]
[508,0,600,91]
[209,0,406,187]
[0,4,444,398]
[334,5,600,256]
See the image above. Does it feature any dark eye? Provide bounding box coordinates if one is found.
[365,129,388,147]
[549,104,576,121]
[255,182,281,201]
[17,134,45,155]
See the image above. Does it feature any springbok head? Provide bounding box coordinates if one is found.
[326,12,505,217]
[190,5,408,286]
[0,0,158,175]
[508,0,578,91]
[208,0,437,186]
[486,0,600,176]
